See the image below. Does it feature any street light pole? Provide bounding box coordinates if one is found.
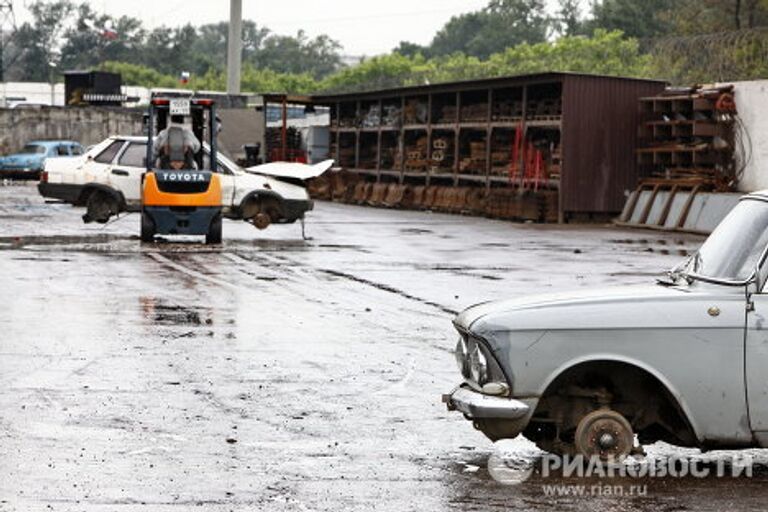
[226,0,242,95]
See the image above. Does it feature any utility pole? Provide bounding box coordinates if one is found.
[226,0,242,95]
[0,0,15,84]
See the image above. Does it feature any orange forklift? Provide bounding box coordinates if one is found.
[141,97,223,244]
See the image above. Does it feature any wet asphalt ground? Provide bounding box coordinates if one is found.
[2,181,768,511]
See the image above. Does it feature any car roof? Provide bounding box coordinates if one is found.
[27,140,81,146]
[111,136,147,143]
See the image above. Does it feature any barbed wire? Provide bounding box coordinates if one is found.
[650,28,768,84]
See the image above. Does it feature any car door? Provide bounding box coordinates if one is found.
[747,291,768,440]
[108,141,146,206]
[743,232,768,440]
[84,139,124,185]
[203,151,235,211]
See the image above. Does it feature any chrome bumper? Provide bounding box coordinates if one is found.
[443,386,530,419]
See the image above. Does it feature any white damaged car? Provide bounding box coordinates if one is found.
[38,135,333,229]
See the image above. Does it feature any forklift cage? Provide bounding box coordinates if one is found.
[145,97,218,173]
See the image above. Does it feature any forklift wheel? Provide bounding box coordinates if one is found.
[206,214,223,244]
[140,212,156,243]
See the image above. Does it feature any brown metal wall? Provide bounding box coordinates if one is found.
[561,76,665,215]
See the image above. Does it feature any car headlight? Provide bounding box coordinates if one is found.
[455,334,509,395]
[455,337,470,379]
[469,342,488,384]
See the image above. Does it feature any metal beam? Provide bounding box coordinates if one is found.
[226,0,242,95]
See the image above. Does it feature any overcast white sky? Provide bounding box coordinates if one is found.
[12,0,568,56]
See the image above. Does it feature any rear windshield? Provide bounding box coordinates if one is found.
[18,144,46,155]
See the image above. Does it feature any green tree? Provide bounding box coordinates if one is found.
[485,29,651,77]
[191,21,270,76]
[588,0,674,40]
[430,0,549,58]
[392,41,428,58]
[253,30,342,79]
[60,4,145,71]
[320,30,651,94]
[319,53,426,93]
[663,0,768,34]
[6,0,75,81]
[556,0,587,36]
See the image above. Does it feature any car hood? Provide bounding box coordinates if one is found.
[246,160,335,181]
[457,283,746,335]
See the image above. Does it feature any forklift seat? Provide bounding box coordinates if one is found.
[159,126,197,170]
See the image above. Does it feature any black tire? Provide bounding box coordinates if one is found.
[140,211,156,243]
[206,214,222,244]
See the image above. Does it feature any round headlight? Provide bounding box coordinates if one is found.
[455,337,469,378]
[469,343,488,385]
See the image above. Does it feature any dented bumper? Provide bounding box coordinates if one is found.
[444,386,530,420]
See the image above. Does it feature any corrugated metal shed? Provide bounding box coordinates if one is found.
[560,74,665,215]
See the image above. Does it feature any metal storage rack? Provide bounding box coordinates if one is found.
[313,72,666,221]
[636,86,737,191]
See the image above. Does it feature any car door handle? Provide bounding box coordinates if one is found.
[111,169,130,176]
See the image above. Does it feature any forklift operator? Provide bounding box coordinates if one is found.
[154,114,201,170]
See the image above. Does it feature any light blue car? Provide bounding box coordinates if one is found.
[0,140,84,179]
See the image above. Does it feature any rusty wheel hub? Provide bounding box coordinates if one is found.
[252,212,271,230]
[574,409,634,462]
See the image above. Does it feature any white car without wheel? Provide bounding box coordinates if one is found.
[38,135,332,230]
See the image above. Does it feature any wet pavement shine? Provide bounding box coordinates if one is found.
[1,182,767,511]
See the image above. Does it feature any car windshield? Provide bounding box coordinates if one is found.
[18,144,46,155]
[685,198,768,282]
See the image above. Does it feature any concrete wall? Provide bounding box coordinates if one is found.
[217,108,264,161]
[725,81,768,193]
[0,106,143,154]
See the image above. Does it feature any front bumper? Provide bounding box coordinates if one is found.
[444,386,530,419]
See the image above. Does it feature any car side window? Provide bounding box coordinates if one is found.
[71,145,83,156]
[94,140,124,164]
[56,145,69,156]
[117,143,147,168]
